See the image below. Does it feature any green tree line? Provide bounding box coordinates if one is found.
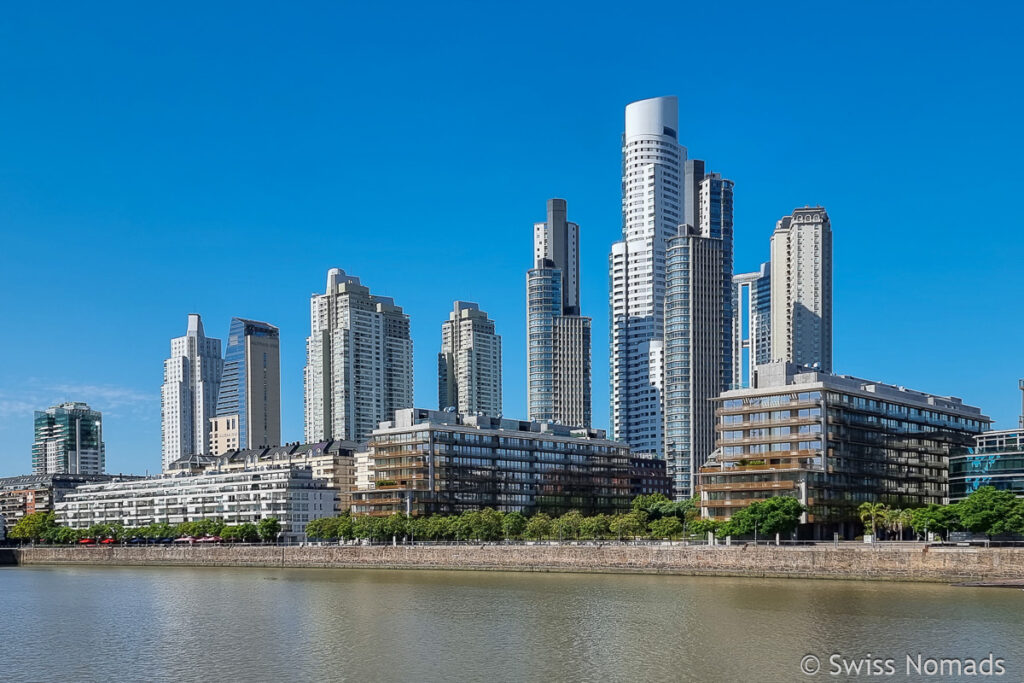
[859,486,1024,541]
[8,512,282,544]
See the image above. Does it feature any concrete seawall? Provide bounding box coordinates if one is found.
[13,544,1024,583]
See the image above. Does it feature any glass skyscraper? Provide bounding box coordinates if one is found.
[211,318,281,453]
[32,402,105,475]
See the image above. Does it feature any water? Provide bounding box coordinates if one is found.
[1,565,1021,682]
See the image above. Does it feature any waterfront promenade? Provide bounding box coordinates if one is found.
[13,543,1024,583]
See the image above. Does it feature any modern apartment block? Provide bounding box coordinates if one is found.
[949,429,1024,501]
[304,268,414,444]
[438,301,502,418]
[58,467,337,543]
[169,440,359,513]
[210,318,281,454]
[0,473,130,532]
[161,314,223,470]
[663,226,724,498]
[770,207,832,372]
[527,199,592,428]
[732,262,771,388]
[697,362,989,539]
[350,408,631,517]
[610,96,687,457]
[32,402,105,475]
[628,454,673,499]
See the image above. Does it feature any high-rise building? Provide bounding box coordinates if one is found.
[304,268,414,444]
[161,314,222,470]
[610,96,686,456]
[732,262,771,388]
[209,318,281,455]
[32,402,105,475]
[770,207,832,372]
[438,301,502,417]
[527,199,592,428]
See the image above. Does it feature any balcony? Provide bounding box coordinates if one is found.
[700,480,797,493]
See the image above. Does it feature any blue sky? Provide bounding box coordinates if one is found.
[1,2,1021,477]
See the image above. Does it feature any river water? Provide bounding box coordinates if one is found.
[1,565,1021,682]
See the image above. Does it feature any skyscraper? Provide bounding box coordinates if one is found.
[770,207,832,372]
[32,402,105,475]
[209,318,282,455]
[527,198,592,428]
[610,96,686,456]
[732,262,771,389]
[161,313,222,470]
[663,227,724,498]
[438,301,502,417]
[304,268,414,444]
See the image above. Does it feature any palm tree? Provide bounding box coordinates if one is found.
[858,502,888,540]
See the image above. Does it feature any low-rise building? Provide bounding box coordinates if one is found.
[352,408,631,517]
[0,474,134,533]
[57,467,336,543]
[697,362,989,539]
[629,455,673,499]
[949,429,1024,501]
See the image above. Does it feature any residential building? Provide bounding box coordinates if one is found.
[32,402,105,475]
[663,226,724,498]
[770,208,832,372]
[351,408,631,517]
[732,262,771,389]
[610,96,686,457]
[527,199,592,428]
[210,318,281,455]
[169,440,359,512]
[697,362,989,539]
[304,268,414,444]
[355,450,375,492]
[162,313,223,470]
[438,301,502,417]
[950,429,1024,501]
[629,454,673,499]
[0,473,132,533]
[58,467,337,543]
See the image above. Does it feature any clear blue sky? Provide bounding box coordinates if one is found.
[1,2,1021,477]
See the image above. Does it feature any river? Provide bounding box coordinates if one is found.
[1,565,1021,682]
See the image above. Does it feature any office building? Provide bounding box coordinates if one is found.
[58,467,336,543]
[697,362,989,538]
[210,318,281,454]
[629,454,673,499]
[732,262,771,388]
[304,268,414,444]
[161,314,223,470]
[949,384,1024,501]
[663,226,724,498]
[438,301,502,417]
[610,96,686,457]
[351,408,631,517]
[770,208,832,372]
[527,199,592,428]
[32,402,105,475]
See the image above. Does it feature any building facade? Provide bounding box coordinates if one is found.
[628,454,673,499]
[527,199,592,428]
[58,467,337,543]
[304,268,414,444]
[610,96,686,458]
[210,318,281,455]
[0,474,128,532]
[32,402,105,475]
[162,314,223,470]
[732,262,771,389]
[663,227,724,499]
[351,409,631,517]
[949,429,1024,501]
[770,208,832,372]
[438,301,502,418]
[697,363,989,538]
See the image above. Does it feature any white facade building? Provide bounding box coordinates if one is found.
[770,207,833,373]
[162,314,223,471]
[438,301,502,417]
[732,262,771,389]
[304,268,414,444]
[610,96,686,457]
[57,466,337,543]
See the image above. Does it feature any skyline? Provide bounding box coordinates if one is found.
[2,2,1023,477]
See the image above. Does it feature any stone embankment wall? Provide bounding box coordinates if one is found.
[13,544,1024,583]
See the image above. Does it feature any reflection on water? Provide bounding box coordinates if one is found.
[2,566,1021,682]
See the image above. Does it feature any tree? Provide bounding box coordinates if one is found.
[236,523,260,543]
[553,510,584,540]
[305,517,337,541]
[858,502,888,539]
[258,517,282,543]
[608,511,646,541]
[502,512,527,540]
[10,511,58,543]
[632,494,672,517]
[727,497,807,539]
[909,504,959,541]
[580,514,610,540]
[649,517,684,540]
[958,486,1019,538]
[525,513,552,541]
[689,518,721,540]
[472,508,504,542]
